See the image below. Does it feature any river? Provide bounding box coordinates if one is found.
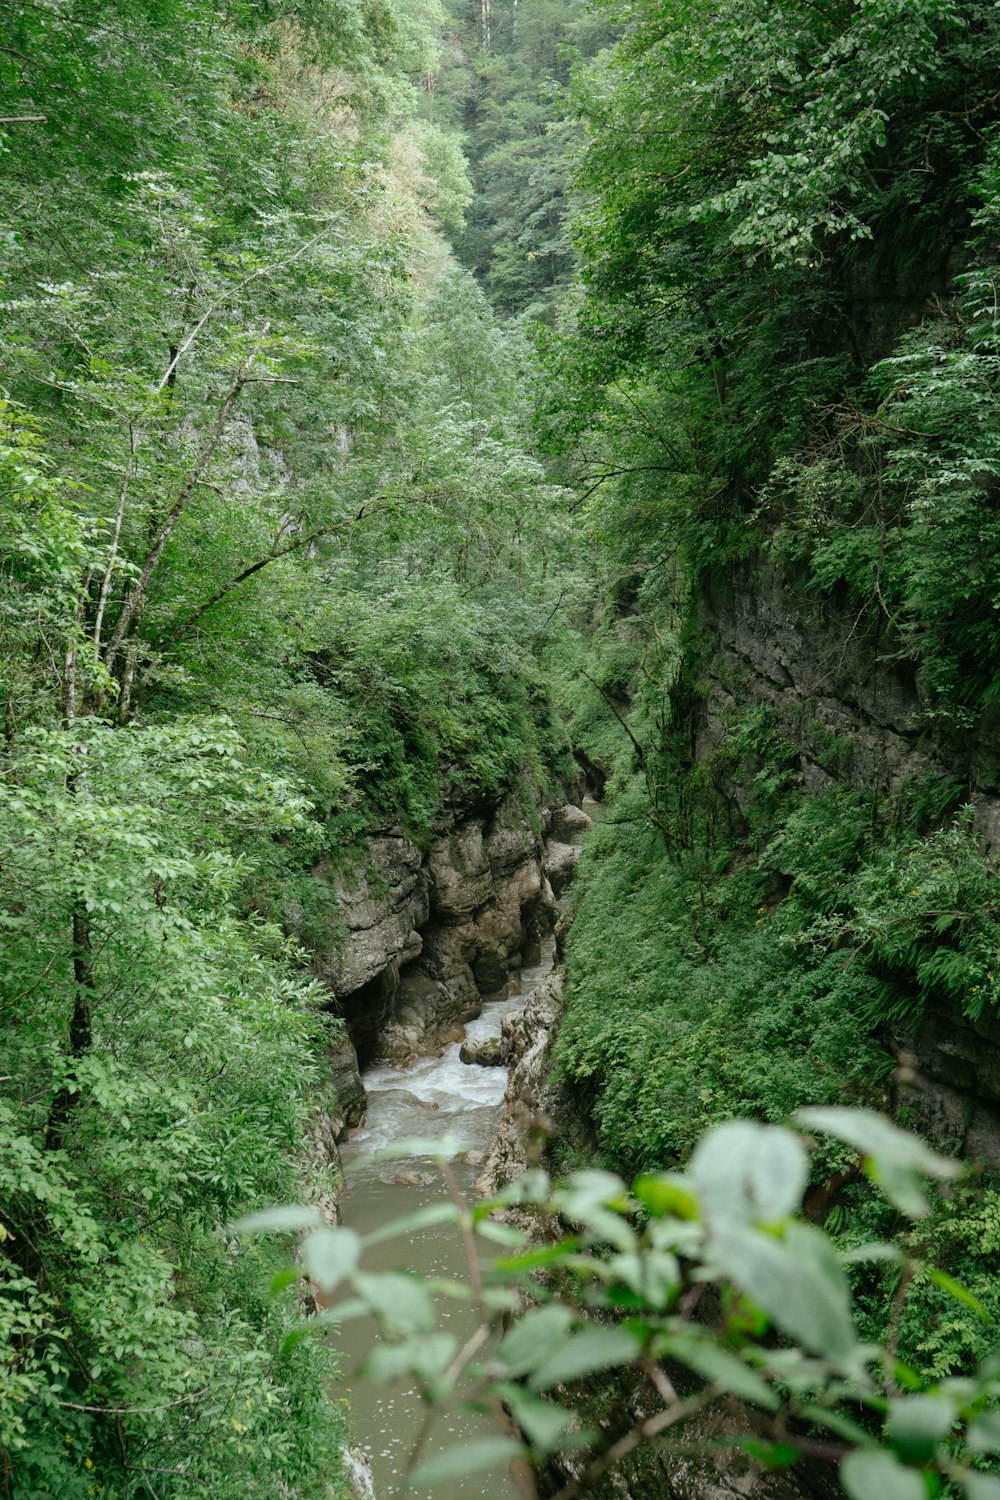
[337,940,555,1498]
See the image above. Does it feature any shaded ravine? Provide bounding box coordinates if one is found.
[336,939,556,1499]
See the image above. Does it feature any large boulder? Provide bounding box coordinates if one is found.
[549,803,592,845]
[543,840,581,900]
[460,1034,504,1067]
[379,971,456,1065]
[328,1032,366,1139]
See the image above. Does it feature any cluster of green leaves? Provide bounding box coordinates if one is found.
[534,0,1000,717]
[838,1177,1000,1387]
[410,0,608,317]
[532,0,1000,1384]
[557,635,1000,1131]
[249,1110,1000,1500]
[766,242,1000,720]
[555,795,889,1174]
[552,614,1000,1399]
[0,714,348,1497]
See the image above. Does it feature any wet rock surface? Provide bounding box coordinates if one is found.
[328,1032,367,1141]
[305,792,574,1108]
[476,970,564,1197]
[459,1035,504,1067]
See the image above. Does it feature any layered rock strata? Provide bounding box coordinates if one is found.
[475,969,564,1197]
[695,559,1000,1161]
[305,795,594,1137]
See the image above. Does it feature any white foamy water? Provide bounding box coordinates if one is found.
[336,939,554,1498]
[345,941,553,1158]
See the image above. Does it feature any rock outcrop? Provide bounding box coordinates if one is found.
[300,789,576,1136]
[695,558,1000,1162]
[476,970,564,1196]
[459,1035,504,1067]
[701,557,1000,842]
[898,1001,1000,1174]
[548,803,594,844]
[328,1033,367,1138]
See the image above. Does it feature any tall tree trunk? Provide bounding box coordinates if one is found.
[44,903,94,1152]
[103,349,262,681]
[48,636,94,1150]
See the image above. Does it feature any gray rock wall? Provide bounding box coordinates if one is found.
[701,558,1000,837]
[698,558,1000,1161]
[303,791,588,1137]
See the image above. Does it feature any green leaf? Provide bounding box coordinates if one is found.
[796,1110,960,1182]
[231,1205,321,1234]
[709,1221,866,1380]
[799,1404,872,1446]
[497,1305,575,1378]
[353,1272,436,1335]
[364,1333,458,1386]
[494,1239,580,1273]
[499,1384,578,1454]
[408,1437,526,1488]
[278,1325,315,1359]
[657,1334,779,1410]
[528,1324,642,1391]
[967,1410,1000,1453]
[840,1449,928,1500]
[302,1226,360,1293]
[553,1170,636,1249]
[868,1159,933,1219]
[268,1267,302,1295]
[962,1473,1000,1500]
[425,1277,473,1302]
[481,1287,521,1313]
[841,1243,903,1266]
[606,1248,680,1309]
[634,1173,699,1220]
[690,1121,808,1226]
[927,1267,990,1322]
[887,1394,956,1463]
[475,1218,527,1247]
[363,1342,424,1383]
[360,1203,460,1247]
[493,1168,551,1207]
[738,1439,800,1469]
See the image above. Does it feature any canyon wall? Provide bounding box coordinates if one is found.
[699,559,1000,1166]
[301,791,592,1140]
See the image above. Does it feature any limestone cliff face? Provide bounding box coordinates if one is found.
[476,969,565,1197]
[698,558,1000,1162]
[303,789,576,1138]
[700,559,1000,843]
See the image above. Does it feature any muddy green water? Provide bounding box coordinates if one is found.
[337,944,554,1499]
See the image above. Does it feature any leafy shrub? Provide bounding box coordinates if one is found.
[246,1110,1000,1500]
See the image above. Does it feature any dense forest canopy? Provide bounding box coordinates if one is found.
[6,0,1000,1494]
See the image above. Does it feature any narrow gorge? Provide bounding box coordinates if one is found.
[6,0,1000,1497]
[309,794,588,1126]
